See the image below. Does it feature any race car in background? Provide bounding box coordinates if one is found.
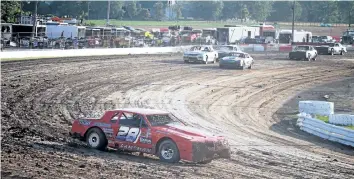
[183,45,218,64]
[219,52,254,70]
[213,45,243,61]
[70,108,231,164]
[289,45,318,61]
[315,43,347,55]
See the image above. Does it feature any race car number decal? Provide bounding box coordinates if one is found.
[116,126,140,143]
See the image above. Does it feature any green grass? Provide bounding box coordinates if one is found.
[315,115,329,123]
[345,126,354,130]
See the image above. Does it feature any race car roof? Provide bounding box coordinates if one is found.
[113,108,169,115]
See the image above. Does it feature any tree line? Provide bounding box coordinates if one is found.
[1,1,353,24]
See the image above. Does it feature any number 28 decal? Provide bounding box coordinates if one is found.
[116,126,140,143]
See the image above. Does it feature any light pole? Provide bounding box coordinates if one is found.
[291,0,295,44]
[87,2,90,21]
[32,1,38,37]
[106,1,111,25]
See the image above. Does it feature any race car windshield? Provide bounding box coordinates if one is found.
[328,43,335,47]
[218,46,233,51]
[295,46,309,51]
[146,114,179,126]
[230,53,243,57]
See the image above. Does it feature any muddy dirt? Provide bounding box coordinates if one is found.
[1,52,354,179]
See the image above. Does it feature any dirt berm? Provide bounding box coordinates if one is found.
[1,53,354,179]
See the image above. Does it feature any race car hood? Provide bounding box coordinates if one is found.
[152,123,220,140]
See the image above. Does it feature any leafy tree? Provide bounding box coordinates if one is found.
[1,1,21,22]
[126,1,137,19]
[222,2,241,20]
[153,1,164,21]
[241,6,249,22]
[173,3,182,20]
[138,8,150,20]
[110,1,125,20]
[212,1,223,20]
[250,1,273,22]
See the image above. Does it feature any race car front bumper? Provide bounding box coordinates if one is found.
[191,140,231,162]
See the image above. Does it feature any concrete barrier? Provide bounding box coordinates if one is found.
[299,101,334,116]
[297,101,353,147]
[1,46,192,60]
[297,115,354,147]
[329,114,354,126]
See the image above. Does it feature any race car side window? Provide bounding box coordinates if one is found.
[110,112,120,123]
[119,112,142,128]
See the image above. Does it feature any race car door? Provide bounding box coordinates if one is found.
[115,112,153,153]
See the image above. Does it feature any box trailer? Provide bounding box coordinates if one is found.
[216,26,259,44]
[279,30,312,44]
[46,24,85,39]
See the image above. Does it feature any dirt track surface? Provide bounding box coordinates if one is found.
[1,52,354,178]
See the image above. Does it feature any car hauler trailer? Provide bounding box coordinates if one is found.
[250,24,278,43]
[46,24,85,39]
[279,30,312,44]
[216,26,259,44]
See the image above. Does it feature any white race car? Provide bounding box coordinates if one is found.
[183,45,218,64]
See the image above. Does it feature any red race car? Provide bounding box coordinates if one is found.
[70,108,231,163]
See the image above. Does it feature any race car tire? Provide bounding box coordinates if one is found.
[204,56,208,64]
[219,149,231,159]
[248,64,252,69]
[340,50,344,55]
[330,49,334,56]
[213,56,216,64]
[86,128,107,151]
[158,139,180,163]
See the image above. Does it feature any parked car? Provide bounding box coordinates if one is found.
[70,108,231,163]
[289,45,317,61]
[213,45,243,61]
[219,52,254,69]
[315,43,347,55]
[183,45,218,64]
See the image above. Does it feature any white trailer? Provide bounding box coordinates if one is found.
[46,24,86,39]
[217,26,260,44]
[279,30,312,44]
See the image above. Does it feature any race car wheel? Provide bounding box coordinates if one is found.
[158,139,180,163]
[248,64,252,69]
[330,49,334,56]
[86,128,107,151]
[340,50,344,55]
[213,56,216,64]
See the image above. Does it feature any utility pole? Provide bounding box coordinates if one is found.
[87,2,90,21]
[291,0,295,44]
[32,1,38,37]
[106,1,111,25]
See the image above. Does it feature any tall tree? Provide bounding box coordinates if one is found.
[110,1,125,20]
[241,5,250,22]
[153,1,164,21]
[222,2,241,20]
[250,1,273,22]
[125,1,138,19]
[138,8,150,20]
[1,1,21,22]
[173,3,182,20]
